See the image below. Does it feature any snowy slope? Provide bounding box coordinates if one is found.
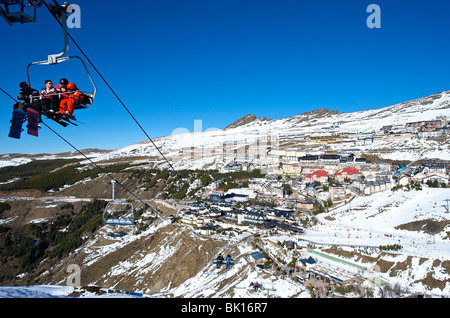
[89,90,450,167]
[301,187,450,296]
[0,285,152,298]
[1,91,449,298]
[1,91,449,169]
[0,149,109,169]
[309,188,450,259]
[1,187,449,298]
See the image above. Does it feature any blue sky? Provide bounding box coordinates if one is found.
[1,0,449,154]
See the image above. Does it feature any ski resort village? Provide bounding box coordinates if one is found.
[0,91,450,298]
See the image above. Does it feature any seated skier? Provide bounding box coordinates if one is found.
[216,254,224,268]
[225,254,232,269]
[54,78,69,92]
[39,80,60,114]
[58,82,84,118]
[14,81,39,112]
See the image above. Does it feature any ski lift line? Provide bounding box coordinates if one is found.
[4,2,209,256]
[41,0,182,180]
[0,87,18,103]
[40,1,218,257]
[2,83,206,257]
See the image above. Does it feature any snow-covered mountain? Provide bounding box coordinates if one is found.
[1,91,449,299]
[90,90,450,168]
[1,90,449,169]
[0,149,110,169]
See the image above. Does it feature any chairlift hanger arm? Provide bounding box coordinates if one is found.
[43,0,71,63]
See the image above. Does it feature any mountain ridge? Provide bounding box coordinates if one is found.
[1,90,449,169]
[225,114,272,129]
[90,90,450,168]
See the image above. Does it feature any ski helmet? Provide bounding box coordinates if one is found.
[67,83,77,91]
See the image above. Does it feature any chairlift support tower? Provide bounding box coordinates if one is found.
[111,179,116,201]
[444,199,450,213]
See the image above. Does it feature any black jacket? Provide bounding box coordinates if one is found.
[18,87,39,103]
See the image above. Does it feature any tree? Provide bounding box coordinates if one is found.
[282,183,292,195]
[426,179,439,188]
[0,202,11,214]
[313,200,324,214]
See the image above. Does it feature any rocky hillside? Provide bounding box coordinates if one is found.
[1,159,449,297]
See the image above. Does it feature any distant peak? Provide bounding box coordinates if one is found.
[225,114,270,129]
[298,108,340,117]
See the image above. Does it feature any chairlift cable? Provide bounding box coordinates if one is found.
[2,58,233,280]
[0,86,204,250]
[3,2,215,258]
[38,0,206,252]
[0,84,197,247]
[38,120,203,250]
[40,1,214,256]
[0,87,18,103]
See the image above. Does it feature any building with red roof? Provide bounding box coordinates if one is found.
[305,170,329,184]
[335,167,361,182]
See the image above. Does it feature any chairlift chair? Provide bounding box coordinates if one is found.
[27,56,97,109]
[103,200,136,226]
[203,244,234,275]
[234,276,276,294]
[25,1,96,109]
[247,281,276,293]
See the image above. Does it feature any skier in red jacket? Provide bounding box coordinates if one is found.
[59,82,84,118]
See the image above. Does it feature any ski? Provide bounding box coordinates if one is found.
[57,114,80,126]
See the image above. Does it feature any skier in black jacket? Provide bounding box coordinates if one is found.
[14,82,40,111]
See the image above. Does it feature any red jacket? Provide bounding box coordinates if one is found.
[60,89,84,104]
[57,84,84,103]
[40,88,57,99]
[71,89,84,103]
